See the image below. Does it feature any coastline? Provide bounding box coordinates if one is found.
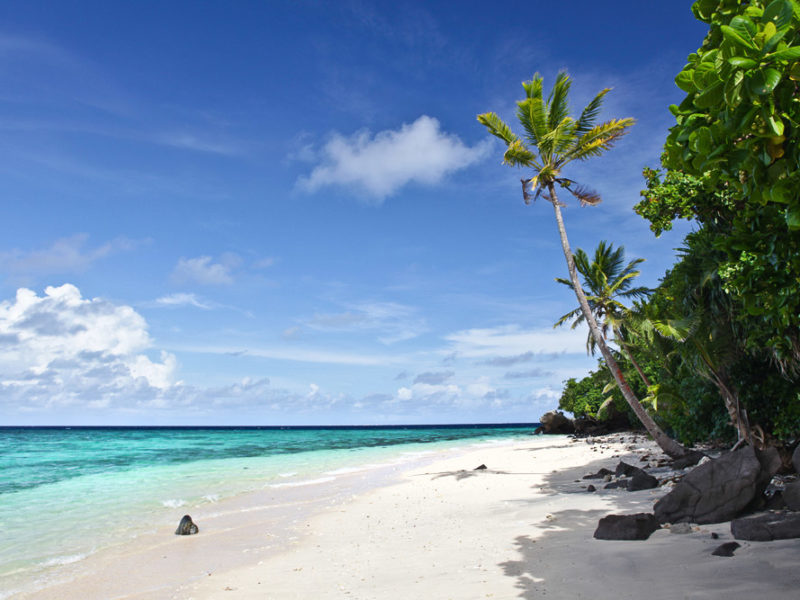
[14,434,800,599]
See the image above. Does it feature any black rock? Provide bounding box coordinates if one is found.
[587,484,596,492]
[615,461,638,477]
[538,410,575,434]
[175,514,199,535]
[604,480,628,490]
[583,467,614,480]
[593,513,660,540]
[474,464,487,471]
[732,511,800,541]
[711,532,719,539]
[671,451,707,470]
[764,490,787,511]
[784,481,800,511]
[628,469,659,492]
[711,542,740,557]
[654,446,778,524]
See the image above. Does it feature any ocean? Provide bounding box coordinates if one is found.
[0,424,537,597]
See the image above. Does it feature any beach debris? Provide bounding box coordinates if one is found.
[731,511,800,541]
[586,484,596,492]
[175,514,199,535]
[474,464,487,471]
[654,446,780,525]
[669,522,694,534]
[783,481,800,510]
[583,468,614,479]
[593,513,660,540]
[627,469,659,492]
[711,542,740,557]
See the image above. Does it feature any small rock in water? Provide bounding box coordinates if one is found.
[711,532,719,539]
[175,514,199,535]
[587,484,596,492]
[474,464,487,471]
[711,542,740,557]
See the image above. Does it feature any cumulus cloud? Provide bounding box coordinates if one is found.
[297,115,491,200]
[0,284,179,410]
[171,253,241,285]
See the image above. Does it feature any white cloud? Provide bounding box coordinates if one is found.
[297,115,491,200]
[0,284,179,410]
[304,301,427,344]
[0,234,144,278]
[154,293,212,309]
[445,324,587,359]
[171,253,241,285]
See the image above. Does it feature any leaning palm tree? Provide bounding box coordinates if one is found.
[554,241,653,387]
[478,72,687,458]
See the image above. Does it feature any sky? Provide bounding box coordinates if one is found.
[0,1,708,426]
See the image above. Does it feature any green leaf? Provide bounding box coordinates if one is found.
[762,24,790,54]
[790,62,800,80]
[728,56,758,68]
[721,25,757,50]
[675,69,695,92]
[748,68,782,94]
[694,80,724,108]
[689,127,713,155]
[764,110,785,136]
[763,0,794,30]
[692,0,718,21]
[724,69,745,104]
[767,46,800,61]
[785,205,800,229]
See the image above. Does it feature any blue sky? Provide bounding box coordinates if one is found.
[0,1,707,425]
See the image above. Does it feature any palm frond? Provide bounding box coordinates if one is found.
[563,183,602,206]
[518,75,549,147]
[554,306,583,329]
[566,118,635,163]
[477,112,520,145]
[502,139,536,167]
[574,88,611,136]
[547,72,572,131]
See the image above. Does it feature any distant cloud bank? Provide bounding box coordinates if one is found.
[297,115,491,201]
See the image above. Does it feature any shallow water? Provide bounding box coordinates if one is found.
[0,425,536,597]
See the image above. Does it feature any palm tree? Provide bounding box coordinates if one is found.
[478,72,687,458]
[554,241,653,388]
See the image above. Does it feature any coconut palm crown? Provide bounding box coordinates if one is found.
[477,72,634,208]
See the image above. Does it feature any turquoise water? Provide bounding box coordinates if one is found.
[0,425,535,596]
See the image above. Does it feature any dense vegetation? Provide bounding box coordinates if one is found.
[559,0,800,446]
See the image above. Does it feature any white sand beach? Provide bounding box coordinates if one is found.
[17,435,800,600]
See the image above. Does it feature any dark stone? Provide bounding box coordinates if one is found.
[781,481,800,511]
[731,511,800,541]
[175,514,199,535]
[765,490,787,511]
[583,468,614,480]
[615,461,638,477]
[628,469,659,492]
[671,451,707,470]
[793,445,800,474]
[593,513,660,540]
[538,410,575,434]
[654,446,777,524]
[587,484,596,492]
[533,426,544,435]
[604,480,628,490]
[756,446,782,479]
[711,532,719,539]
[711,542,740,557]
[474,464,487,471]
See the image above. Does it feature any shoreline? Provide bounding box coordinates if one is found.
[14,434,800,599]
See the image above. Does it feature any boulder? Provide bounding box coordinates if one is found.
[731,511,800,541]
[604,480,628,490]
[783,481,800,511]
[538,410,574,434]
[711,542,740,557]
[628,469,659,492]
[175,514,199,535]
[593,513,660,540]
[793,445,800,474]
[586,484,596,492]
[615,461,638,477]
[474,464,487,471]
[671,450,707,470]
[583,467,614,480]
[653,446,778,524]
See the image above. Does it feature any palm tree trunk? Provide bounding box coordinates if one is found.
[614,327,651,387]
[547,183,687,458]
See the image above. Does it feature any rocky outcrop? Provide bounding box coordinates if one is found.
[731,511,800,541]
[175,514,199,535]
[653,446,779,524]
[593,513,660,540]
[793,445,800,474]
[538,411,575,434]
[628,469,659,492]
[670,450,707,470]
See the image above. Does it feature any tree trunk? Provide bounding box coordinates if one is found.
[548,183,688,458]
[614,327,651,388]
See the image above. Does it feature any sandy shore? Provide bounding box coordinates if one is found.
[17,435,800,599]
